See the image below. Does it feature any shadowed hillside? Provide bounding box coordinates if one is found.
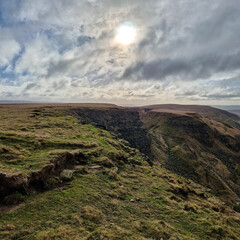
[140,110,240,203]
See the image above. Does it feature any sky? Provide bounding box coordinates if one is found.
[0,0,240,105]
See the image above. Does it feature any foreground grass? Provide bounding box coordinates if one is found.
[1,164,240,240]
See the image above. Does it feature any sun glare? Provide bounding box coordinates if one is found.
[115,23,136,45]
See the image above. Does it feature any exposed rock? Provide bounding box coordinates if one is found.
[0,149,88,200]
[60,170,74,182]
[89,165,102,173]
[233,202,240,213]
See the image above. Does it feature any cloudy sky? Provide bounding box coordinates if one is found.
[0,0,240,105]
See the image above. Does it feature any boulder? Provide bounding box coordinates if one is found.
[233,202,240,213]
[60,170,74,182]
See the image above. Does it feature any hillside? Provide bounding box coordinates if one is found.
[0,104,240,239]
[140,110,240,203]
[70,105,240,204]
[141,104,240,129]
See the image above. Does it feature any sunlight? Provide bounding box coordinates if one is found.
[115,23,136,45]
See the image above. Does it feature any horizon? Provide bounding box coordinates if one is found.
[0,99,240,111]
[0,1,240,105]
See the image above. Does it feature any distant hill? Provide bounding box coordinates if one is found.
[71,104,240,203]
[214,105,240,111]
[229,110,240,116]
[141,104,240,129]
[0,100,34,104]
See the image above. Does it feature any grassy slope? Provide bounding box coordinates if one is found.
[0,105,240,240]
[0,105,122,174]
[140,110,240,203]
[141,105,240,129]
[1,165,240,240]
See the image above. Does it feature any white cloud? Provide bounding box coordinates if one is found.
[15,35,60,76]
[0,27,20,68]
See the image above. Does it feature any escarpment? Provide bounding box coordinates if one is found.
[73,108,152,159]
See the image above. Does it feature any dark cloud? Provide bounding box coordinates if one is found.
[77,36,94,46]
[121,0,240,87]
[52,80,67,90]
[122,51,240,82]
[24,83,38,91]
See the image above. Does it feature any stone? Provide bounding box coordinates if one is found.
[60,170,74,182]
[233,202,240,213]
[89,165,102,173]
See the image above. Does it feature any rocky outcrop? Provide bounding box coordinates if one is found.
[0,150,87,202]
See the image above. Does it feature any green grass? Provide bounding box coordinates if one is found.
[1,165,240,239]
[0,107,125,174]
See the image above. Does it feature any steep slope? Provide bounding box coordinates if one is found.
[73,107,152,161]
[71,105,240,203]
[0,104,240,240]
[140,110,240,203]
[71,106,240,204]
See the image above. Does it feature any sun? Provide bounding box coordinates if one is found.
[115,23,136,45]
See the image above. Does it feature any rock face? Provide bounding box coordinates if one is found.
[73,108,152,158]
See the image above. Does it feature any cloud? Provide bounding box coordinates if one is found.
[0,27,20,68]
[121,51,240,82]
[122,1,240,83]
[0,0,240,104]
[15,35,60,76]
